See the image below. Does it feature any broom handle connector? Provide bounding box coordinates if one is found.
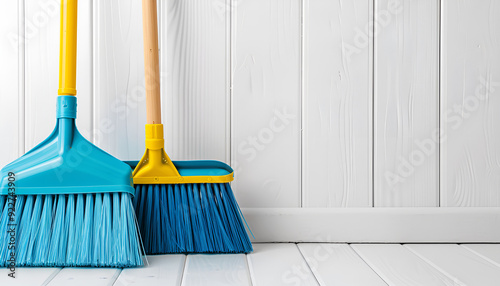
[58,0,78,96]
[143,0,162,124]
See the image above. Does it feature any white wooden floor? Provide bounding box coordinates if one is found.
[2,243,500,286]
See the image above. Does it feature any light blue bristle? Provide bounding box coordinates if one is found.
[14,196,26,238]
[16,195,34,265]
[0,198,9,262]
[33,195,54,266]
[65,194,77,266]
[123,193,142,266]
[23,195,43,266]
[0,196,26,264]
[112,193,120,266]
[47,195,67,265]
[134,182,253,254]
[1,193,144,267]
[102,193,112,266]
[79,194,94,265]
[92,193,103,266]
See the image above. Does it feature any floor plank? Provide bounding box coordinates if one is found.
[181,254,251,286]
[352,244,456,286]
[461,244,500,267]
[47,268,121,286]
[247,243,319,286]
[114,255,185,286]
[298,244,387,286]
[0,268,61,286]
[406,244,500,286]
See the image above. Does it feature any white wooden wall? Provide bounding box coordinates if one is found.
[1,0,500,209]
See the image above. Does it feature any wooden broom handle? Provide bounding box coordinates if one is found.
[142,0,161,124]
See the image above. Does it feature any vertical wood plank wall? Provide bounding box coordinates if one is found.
[374,0,439,207]
[160,0,228,163]
[1,0,499,208]
[0,1,22,168]
[441,0,500,207]
[302,0,372,207]
[232,0,301,207]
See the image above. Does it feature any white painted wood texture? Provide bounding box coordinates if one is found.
[374,0,440,207]
[0,0,22,167]
[352,244,456,286]
[182,254,251,286]
[24,0,59,150]
[441,0,500,207]
[47,268,121,286]
[2,0,500,215]
[406,244,500,286]
[93,0,145,160]
[298,244,387,286]
[160,0,229,162]
[247,244,319,286]
[24,0,93,151]
[6,244,500,286]
[114,255,185,286]
[302,0,373,207]
[0,268,61,285]
[462,244,500,268]
[231,0,302,207]
[242,208,500,242]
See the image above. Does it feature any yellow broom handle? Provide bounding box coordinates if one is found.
[58,0,78,96]
[142,0,162,124]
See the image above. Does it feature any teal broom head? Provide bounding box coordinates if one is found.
[0,96,144,267]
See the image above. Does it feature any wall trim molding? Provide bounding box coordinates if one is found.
[242,208,500,243]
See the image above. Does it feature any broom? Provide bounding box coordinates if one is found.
[0,0,143,267]
[127,0,253,254]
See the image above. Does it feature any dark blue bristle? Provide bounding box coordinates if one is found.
[0,193,144,267]
[133,183,253,254]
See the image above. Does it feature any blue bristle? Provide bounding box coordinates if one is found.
[178,184,194,252]
[166,185,177,251]
[212,184,236,252]
[151,185,161,254]
[159,185,174,253]
[134,182,253,254]
[0,193,144,267]
[193,184,213,252]
[144,186,154,252]
[187,184,208,252]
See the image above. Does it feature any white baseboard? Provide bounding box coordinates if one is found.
[241,208,500,243]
